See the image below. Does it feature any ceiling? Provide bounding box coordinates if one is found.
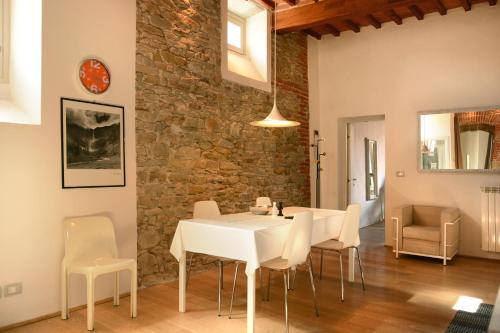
[229,0,265,18]
[255,0,498,39]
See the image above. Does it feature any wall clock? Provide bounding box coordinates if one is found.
[79,58,111,94]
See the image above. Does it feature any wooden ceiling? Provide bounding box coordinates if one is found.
[257,0,498,39]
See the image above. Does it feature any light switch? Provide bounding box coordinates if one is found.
[396,171,405,177]
[4,282,22,297]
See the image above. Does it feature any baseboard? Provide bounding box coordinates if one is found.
[0,291,131,332]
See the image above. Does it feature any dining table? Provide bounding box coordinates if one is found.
[169,206,355,333]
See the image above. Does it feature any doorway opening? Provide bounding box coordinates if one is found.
[344,116,386,230]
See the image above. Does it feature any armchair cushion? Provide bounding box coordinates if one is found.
[403,225,440,242]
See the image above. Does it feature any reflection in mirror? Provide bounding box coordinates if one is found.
[419,109,499,171]
[365,138,378,200]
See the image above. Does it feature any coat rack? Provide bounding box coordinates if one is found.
[311,130,326,208]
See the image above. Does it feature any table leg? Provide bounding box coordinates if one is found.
[247,269,256,333]
[348,248,355,283]
[179,251,186,312]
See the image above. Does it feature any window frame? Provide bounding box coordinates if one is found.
[227,12,245,54]
[0,0,9,83]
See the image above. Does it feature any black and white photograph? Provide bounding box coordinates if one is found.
[61,98,125,188]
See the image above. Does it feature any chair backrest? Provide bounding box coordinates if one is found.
[338,204,361,248]
[63,215,118,263]
[281,211,313,267]
[256,197,272,207]
[193,200,221,219]
[413,205,444,227]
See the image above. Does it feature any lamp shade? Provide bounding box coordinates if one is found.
[250,102,300,128]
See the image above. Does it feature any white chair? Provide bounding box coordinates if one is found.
[186,200,233,316]
[61,216,137,331]
[312,204,365,301]
[256,196,272,207]
[229,211,319,332]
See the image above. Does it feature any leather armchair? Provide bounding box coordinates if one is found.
[392,205,461,265]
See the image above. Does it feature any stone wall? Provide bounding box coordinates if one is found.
[136,0,310,286]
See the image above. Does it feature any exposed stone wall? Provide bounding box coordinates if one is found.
[136,0,310,286]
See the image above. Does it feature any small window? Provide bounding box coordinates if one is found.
[227,13,245,54]
[221,0,271,92]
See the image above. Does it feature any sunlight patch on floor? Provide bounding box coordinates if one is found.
[452,296,483,313]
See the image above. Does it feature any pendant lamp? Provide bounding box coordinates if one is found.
[250,2,300,128]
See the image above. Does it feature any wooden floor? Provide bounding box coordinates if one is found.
[6,223,500,333]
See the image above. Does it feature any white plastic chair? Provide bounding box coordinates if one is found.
[256,197,272,207]
[61,216,137,331]
[312,203,365,301]
[229,211,319,332]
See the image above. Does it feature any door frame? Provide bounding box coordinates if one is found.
[339,115,385,209]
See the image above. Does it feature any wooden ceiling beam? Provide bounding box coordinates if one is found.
[367,14,382,29]
[282,0,297,5]
[387,9,403,25]
[433,0,447,15]
[489,0,497,5]
[345,19,361,33]
[409,5,424,20]
[276,0,429,32]
[255,0,275,10]
[459,0,472,11]
[325,24,340,36]
[304,29,322,39]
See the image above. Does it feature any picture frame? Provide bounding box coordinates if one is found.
[60,98,125,188]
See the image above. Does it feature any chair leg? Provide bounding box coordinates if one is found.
[267,270,272,301]
[61,266,69,320]
[290,267,297,291]
[338,252,344,302]
[113,272,120,306]
[320,249,324,280]
[307,261,320,317]
[259,268,265,301]
[186,252,194,289]
[283,271,289,333]
[309,253,315,280]
[229,261,241,319]
[130,265,138,318]
[86,274,95,331]
[220,261,224,290]
[354,247,366,291]
[217,261,222,316]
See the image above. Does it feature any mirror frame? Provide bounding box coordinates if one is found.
[417,105,500,174]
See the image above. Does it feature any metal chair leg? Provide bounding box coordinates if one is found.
[217,261,222,316]
[229,261,241,319]
[354,247,366,291]
[283,271,289,333]
[307,261,320,317]
[320,249,324,280]
[186,252,194,289]
[267,270,272,301]
[290,267,297,290]
[309,253,315,280]
[339,251,344,302]
[220,261,224,290]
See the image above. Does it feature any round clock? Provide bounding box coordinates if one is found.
[79,58,111,94]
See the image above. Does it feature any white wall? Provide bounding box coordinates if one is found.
[309,3,500,260]
[0,0,136,327]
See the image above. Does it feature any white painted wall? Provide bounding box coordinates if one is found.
[348,120,385,228]
[0,0,136,327]
[309,3,500,260]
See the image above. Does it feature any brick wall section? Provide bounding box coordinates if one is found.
[136,0,310,286]
[456,110,500,169]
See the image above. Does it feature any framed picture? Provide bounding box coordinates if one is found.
[61,98,125,188]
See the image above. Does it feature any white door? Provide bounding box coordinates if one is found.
[347,121,385,228]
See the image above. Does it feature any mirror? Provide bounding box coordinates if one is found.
[419,108,499,172]
[365,138,378,200]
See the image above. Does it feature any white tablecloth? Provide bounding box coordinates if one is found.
[170,207,346,275]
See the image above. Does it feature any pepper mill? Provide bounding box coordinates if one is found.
[277,201,284,216]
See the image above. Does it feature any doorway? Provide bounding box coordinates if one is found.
[346,117,385,228]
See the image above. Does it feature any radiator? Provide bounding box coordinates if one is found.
[481,186,500,253]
